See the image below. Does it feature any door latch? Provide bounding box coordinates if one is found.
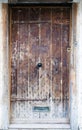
[67,47,71,52]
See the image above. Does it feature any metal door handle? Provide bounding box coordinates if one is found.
[37,63,42,68]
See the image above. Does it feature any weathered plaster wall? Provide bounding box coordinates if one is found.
[73,0,80,2]
[0,0,8,3]
[70,0,82,130]
[77,0,82,130]
[69,3,78,130]
[0,3,9,130]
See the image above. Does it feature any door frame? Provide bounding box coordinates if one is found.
[0,1,79,130]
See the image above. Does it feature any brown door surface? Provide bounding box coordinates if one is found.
[10,6,70,123]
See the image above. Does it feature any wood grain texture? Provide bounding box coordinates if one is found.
[10,7,70,122]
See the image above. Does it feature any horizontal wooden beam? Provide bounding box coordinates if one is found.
[8,0,73,4]
[0,0,80,4]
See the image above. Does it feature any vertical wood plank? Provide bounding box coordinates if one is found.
[11,7,70,121]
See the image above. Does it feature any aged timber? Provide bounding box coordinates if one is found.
[10,6,70,123]
[9,0,73,4]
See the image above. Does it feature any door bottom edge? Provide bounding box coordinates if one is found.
[9,123,71,129]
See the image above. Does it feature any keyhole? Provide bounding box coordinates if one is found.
[37,63,42,69]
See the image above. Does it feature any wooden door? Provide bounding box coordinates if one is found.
[10,6,70,123]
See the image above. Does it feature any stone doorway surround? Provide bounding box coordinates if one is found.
[0,0,82,130]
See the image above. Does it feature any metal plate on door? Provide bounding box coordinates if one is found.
[33,106,50,112]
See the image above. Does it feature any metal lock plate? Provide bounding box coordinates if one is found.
[33,106,50,112]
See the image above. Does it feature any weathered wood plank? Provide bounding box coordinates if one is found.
[11,6,70,122]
